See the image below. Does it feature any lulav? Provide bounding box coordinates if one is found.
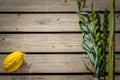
[77,0,108,80]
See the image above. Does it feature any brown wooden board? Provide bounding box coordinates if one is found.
[0,0,119,12]
[0,75,93,80]
[0,54,119,73]
[0,0,119,79]
[0,75,120,80]
[0,34,119,52]
[0,14,119,32]
[0,54,90,73]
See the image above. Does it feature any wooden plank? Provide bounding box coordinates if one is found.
[0,14,80,32]
[0,54,120,73]
[0,14,120,32]
[93,0,119,11]
[0,54,92,73]
[114,54,120,73]
[0,0,78,12]
[0,34,119,52]
[0,75,93,80]
[0,34,83,52]
[114,75,120,80]
[115,13,120,31]
[0,75,119,80]
[0,0,119,12]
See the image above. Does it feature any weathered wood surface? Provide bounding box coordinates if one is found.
[0,14,80,32]
[0,34,119,52]
[0,75,120,80]
[0,54,120,73]
[0,0,119,12]
[0,75,93,80]
[0,54,90,73]
[0,34,83,52]
[0,0,119,79]
[0,14,119,32]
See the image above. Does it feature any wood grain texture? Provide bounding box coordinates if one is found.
[0,34,82,52]
[0,75,120,80]
[0,75,93,80]
[0,0,78,12]
[0,34,119,52]
[0,54,119,73]
[0,14,80,32]
[0,0,119,12]
[0,14,120,32]
[0,54,92,73]
[0,0,118,79]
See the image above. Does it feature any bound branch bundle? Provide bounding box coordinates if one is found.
[77,0,109,79]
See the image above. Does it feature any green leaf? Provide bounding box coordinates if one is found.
[87,19,93,33]
[86,51,95,64]
[82,41,91,52]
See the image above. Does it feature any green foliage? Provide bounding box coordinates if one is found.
[77,0,86,11]
[101,9,108,77]
[92,9,108,79]
[77,7,108,80]
[78,12,99,79]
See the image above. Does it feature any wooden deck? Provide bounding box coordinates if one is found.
[0,0,119,80]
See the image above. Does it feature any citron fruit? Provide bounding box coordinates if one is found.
[3,51,24,72]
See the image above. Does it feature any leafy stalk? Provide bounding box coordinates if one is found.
[92,9,108,80]
[78,11,95,71]
[103,9,109,44]
[92,10,101,79]
[77,0,109,80]
[78,11,99,80]
[101,9,108,79]
[108,0,114,80]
